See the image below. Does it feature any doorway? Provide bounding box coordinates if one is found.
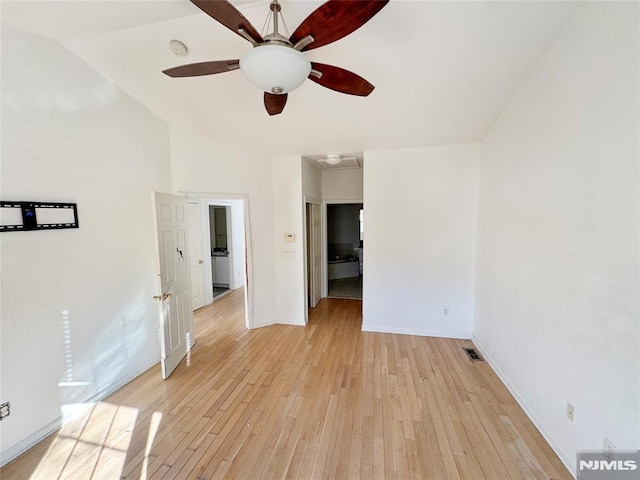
[185,195,252,329]
[209,205,231,300]
[326,203,363,299]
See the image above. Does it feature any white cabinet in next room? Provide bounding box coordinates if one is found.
[213,255,229,287]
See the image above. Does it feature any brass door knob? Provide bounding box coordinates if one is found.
[152,295,162,301]
[198,259,204,264]
[162,292,172,300]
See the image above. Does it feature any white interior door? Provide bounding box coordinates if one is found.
[187,202,205,310]
[153,192,194,379]
[310,203,322,307]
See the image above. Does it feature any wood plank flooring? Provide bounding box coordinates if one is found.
[1,289,571,479]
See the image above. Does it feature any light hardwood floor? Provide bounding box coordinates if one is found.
[1,289,571,479]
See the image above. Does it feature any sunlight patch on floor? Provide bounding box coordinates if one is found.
[31,402,139,479]
[139,411,163,480]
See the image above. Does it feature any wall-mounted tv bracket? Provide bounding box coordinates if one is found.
[0,201,79,232]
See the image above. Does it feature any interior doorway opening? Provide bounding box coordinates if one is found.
[326,203,363,299]
[209,205,231,300]
[185,194,252,330]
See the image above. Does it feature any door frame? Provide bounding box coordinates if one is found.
[323,199,364,298]
[183,192,253,329]
[303,196,323,323]
[208,204,234,290]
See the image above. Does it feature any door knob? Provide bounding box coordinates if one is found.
[162,292,172,300]
[152,295,162,301]
[198,259,204,264]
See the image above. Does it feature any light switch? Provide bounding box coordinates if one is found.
[284,233,295,243]
[283,247,295,257]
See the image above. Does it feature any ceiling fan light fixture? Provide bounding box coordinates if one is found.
[240,44,311,94]
[325,154,342,165]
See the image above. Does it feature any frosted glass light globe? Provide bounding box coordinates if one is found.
[240,44,311,94]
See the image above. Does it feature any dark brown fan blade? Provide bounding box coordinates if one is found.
[264,92,288,116]
[308,62,374,96]
[163,60,240,78]
[290,0,388,51]
[191,0,263,44]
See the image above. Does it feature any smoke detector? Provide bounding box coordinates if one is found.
[169,40,188,57]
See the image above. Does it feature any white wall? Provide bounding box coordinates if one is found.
[229,200,245,289]
[473,2,639,472]
[322,168,363,201]
[363,145,479,338]
[170,125,276,327]
[1,27,171,462]
[302,159,322,202]
[302,159,323,316]
[272,156,306,325]
[171,129,307,328]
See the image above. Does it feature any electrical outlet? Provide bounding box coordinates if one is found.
[603,437,616,461]
[443,307,450,316]
[0,401,10,420]
[566,402,575,422]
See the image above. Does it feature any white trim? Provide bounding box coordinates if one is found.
[471,335,577,479]
[0,358,159,467]
[324,198,364,204]
[302,196,324,324]
[225,205,234,290]
[207,204,233,289]
[322,202,328,298]
[305,196,322,205]
[362,324,471,340]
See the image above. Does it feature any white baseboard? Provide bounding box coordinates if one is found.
[0,358,159,468]
[362,324,471,339]
[471,335,576,478]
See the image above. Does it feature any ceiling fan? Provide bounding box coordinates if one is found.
[163,0,389,116]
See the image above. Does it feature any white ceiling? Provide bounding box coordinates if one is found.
[1,0,579,157]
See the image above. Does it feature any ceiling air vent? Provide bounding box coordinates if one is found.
[316,155,361,170]
[464,348,483,361]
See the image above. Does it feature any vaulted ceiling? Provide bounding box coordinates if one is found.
[2,0,578,157]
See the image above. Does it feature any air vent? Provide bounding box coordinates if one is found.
[464,348,483,361]
[316,156,361,169]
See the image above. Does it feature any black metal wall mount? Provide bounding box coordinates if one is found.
[0,201,79,232]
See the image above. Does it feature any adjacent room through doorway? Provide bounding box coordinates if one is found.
[185,195,251,330]
[326,203,363,299]
[209,205,230,299]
